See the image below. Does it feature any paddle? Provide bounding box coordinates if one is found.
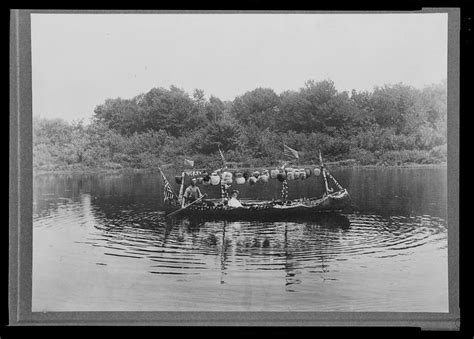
[166,194,208,217]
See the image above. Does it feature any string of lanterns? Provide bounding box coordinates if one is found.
[175,167,322,186]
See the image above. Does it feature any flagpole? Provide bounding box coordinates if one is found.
[178,171,186,207]
[218,145,227,170]
[319,150,330,195]
[281,143,299,202]
[218,145,228,203]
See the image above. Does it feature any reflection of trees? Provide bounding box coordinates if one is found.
[346,168,447,219]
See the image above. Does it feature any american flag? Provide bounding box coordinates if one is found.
[160,169,176,202]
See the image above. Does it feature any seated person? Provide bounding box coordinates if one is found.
[227,190,244,208]
[183,178,202,204]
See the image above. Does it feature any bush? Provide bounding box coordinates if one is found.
[378,150,434,165]
[348,148,378,165]
[429,144,447,162]
[103,162,123,170]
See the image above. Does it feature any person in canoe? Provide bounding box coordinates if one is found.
[227,190,244,208]
[183,178,202,204]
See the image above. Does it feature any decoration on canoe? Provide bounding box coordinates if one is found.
[235,173,245,185]
[210,172,220,186]
[221,171,233,185]
[259,170,270,183]
[160,145,350,219]
[270,169,279,179]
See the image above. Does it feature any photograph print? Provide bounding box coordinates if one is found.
[28,11,454,316]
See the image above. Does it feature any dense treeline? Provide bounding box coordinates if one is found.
[34,79,447,171]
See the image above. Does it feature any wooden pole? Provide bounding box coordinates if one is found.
[319,151,330,195]
[167,194,207,217]
[325,170,344,191]
[178,171,186,208]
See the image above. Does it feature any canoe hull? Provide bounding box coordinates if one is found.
[165,189,351,222]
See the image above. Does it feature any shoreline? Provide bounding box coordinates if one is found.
[33,162,447,176]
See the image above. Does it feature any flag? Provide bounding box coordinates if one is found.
[218,146,227,168]
[160,169,176,202]
[186,170,201,176]
[184,158,194,167]
[283,144,299,159]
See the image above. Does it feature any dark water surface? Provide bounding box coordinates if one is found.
[32,167,448,312]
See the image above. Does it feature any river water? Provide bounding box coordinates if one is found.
[32,167,448,312]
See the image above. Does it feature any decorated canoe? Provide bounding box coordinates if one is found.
[164,189,350,222]
[160,149,351,220]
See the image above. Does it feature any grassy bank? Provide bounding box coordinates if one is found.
[33,153,447,176]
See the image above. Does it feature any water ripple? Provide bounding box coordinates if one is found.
[31,206,443,280]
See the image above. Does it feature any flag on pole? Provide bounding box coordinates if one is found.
[283,144,299,159]
[160,169,177,202]
[184,158,194,167]
[218,145,227,168]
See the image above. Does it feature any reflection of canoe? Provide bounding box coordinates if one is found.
[166,189,351,222]
[182,210,351,228]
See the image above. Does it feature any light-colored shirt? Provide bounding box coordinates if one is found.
[228,197,243,208]
[184,185,201,200]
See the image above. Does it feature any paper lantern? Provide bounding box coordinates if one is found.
[300,170,307,180]
[286,170,295,181]
[210,173,220,185]
[293,169,300,179]
[270,169,279,179]
[221,171,233,185]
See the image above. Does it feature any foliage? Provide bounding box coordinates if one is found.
[231,87,280,130]
[33,79,447,171]
[196,118,241,154]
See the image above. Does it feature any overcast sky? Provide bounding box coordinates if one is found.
[31,13,447,122]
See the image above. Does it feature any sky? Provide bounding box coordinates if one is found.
[31,13,447,122]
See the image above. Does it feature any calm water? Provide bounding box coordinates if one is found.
[32,167,448,312]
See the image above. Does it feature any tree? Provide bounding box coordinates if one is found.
[275,80,343,133]
[349,89,376,128]
[142,86,196,137]
[369,83,419,134]
[94,86,207,137]
[93,97,144,135]
[197,118,241,154]
[231,87,280,130]
[205,95,226,122]
[33,117,72,146]
[69,119,88,163]
[418,81,447,133]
